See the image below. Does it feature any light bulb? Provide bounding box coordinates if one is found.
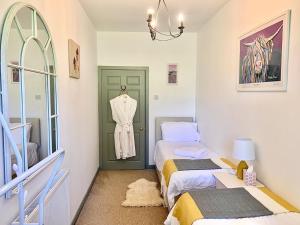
[147,8,154,15]
[150,19,156,28]
[178,14,184,22]
[178,14,184,27]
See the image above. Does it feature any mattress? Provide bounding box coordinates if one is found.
[154,140,234,208]
[11,142,39,168]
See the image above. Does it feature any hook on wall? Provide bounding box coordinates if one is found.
[120,85,128,95]
[120,85,127,91]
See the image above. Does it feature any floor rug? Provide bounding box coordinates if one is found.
[122,178,164,207]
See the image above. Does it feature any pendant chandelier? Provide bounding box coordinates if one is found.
[146,0,185,41]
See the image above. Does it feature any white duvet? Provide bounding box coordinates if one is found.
[154,140,234,208]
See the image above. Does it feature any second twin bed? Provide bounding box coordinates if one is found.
[153,117,300,225]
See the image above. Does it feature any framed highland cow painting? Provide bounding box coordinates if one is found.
[238,10,290,91]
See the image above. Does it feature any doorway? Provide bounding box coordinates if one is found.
[98,66,149,169]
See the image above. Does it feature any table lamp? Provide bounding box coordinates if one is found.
[233,138,255,179]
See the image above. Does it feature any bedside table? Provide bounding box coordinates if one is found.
[213,172,264,189]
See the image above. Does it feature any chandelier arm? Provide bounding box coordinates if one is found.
[149,26,174,37]
[169,32,182,38]
[156,0,175,37]
[146,0,184,41]
[149,24,183,39]
[155,0,162,28]
[161,0,174,36]
[154,37,176,41]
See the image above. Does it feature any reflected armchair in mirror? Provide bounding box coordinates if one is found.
[9,118,41,178]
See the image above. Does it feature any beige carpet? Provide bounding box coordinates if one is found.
[75,170,168,225]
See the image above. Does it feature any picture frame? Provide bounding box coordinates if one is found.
[168,63,178,84]
[68,39,80,79]
[11,61,19,83]
[237,10,291,92]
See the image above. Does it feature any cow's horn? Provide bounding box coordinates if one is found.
[243,42,254,46]
[266,24,283,42]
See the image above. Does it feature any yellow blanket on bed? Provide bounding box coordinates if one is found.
[162,158,236,187]
[172,187,299,225]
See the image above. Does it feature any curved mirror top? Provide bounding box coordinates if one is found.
[36,14,50,48]
[15,6,33,39]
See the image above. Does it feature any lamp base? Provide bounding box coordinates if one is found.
[237,160,248,180]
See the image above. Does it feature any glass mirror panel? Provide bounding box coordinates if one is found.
[46,43,55,71]
[15,6,33,39]
[6,67,24,179]
[24,71,49,162]
[6,67,21,118]
[37,14,49,48]
[51,117,57,153]
[50,76,57,116]
[6,20,23,65]
[24,40,45,71]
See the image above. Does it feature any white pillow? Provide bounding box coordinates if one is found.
[9,123,32,144]
[161,122,200,142]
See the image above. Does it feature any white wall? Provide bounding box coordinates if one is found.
[0,0,99,224]
[97,32,197,165]
[196,0,300,208]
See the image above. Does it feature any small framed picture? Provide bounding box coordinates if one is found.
[11,61,19,83]
[68,39,80,79]
[168,64,178,84]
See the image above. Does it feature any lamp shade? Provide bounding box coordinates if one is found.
[233,138,255,161]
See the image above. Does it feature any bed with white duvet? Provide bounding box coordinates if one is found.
[164,186,300,225]
[166,213,300,225]
[154,118,235,208]
[154,140,234,208]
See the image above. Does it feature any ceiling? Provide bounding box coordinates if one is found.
[78,0,230,32]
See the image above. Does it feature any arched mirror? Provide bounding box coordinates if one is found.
[0,3,59,188]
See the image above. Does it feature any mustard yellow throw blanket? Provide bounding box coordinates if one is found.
[162,158,236,187]
[172,187,299,225]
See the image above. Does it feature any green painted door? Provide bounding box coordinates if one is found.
[100,67,147,169]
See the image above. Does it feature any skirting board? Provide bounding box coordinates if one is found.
[71,167,100,225]
[146,164,155,169]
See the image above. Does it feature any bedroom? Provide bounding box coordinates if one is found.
[0,0,299,225]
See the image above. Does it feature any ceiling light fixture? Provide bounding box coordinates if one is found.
[146,0,185,41]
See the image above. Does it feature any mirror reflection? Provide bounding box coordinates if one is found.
[24,71,48,161]
[1,5,59,183]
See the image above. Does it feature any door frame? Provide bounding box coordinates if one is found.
[98,66,150,169]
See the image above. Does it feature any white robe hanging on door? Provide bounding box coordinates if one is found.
[110,94,137,159]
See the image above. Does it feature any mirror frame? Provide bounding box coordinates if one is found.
[0,2,60,197]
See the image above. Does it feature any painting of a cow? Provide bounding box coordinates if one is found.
[238,11,290,91]
[241,24,282,83]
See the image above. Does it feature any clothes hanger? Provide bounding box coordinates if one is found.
[120,85,128,96]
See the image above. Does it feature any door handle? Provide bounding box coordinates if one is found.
[139,127,144,131]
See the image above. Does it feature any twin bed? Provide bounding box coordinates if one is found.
[154,117,235,208]
[154,117,300,225]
